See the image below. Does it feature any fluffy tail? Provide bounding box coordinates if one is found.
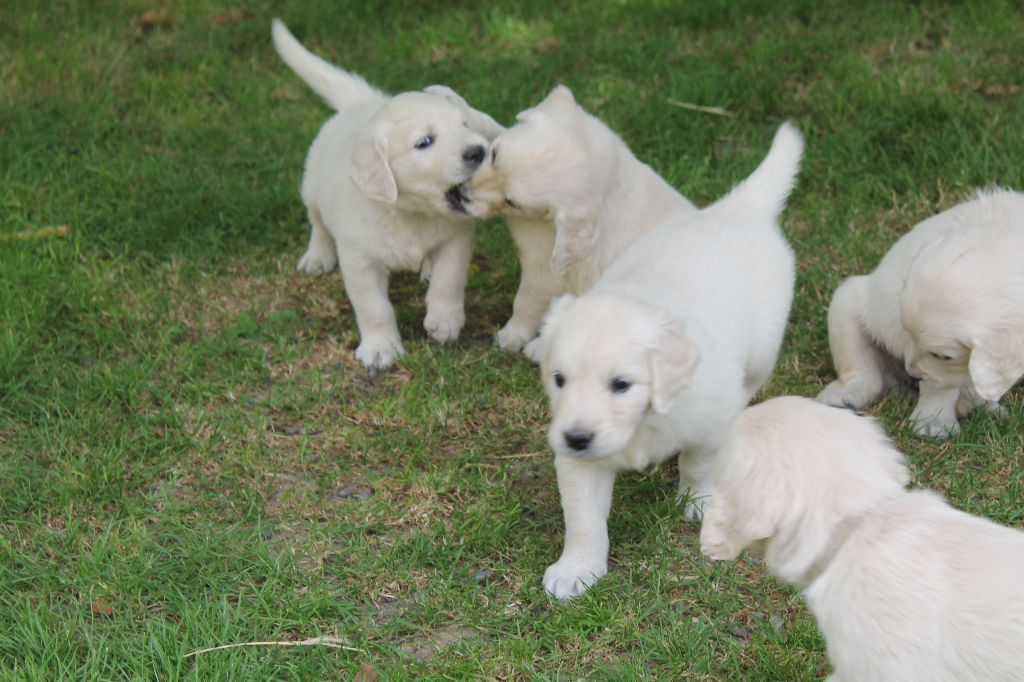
[712,122,804,221]
[271,19,383,110]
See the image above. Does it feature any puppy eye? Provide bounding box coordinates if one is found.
[490,147,498,164]
[929,352,954,361]
[610,377,632,394]
[552,371,565,389]
[414,135,434,149]
[505,197,520,209]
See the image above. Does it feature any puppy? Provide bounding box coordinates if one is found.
[817,189,1024,437]
[537,123,802,600]
[701,396,1024,682]
[460,85,697,360]
[272,20,503,370]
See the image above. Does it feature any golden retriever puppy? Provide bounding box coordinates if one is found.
[537,124,802,599]
[459,85,697,360]
[701,396,1024,682]
[272,20,503,370]
[817,189,1024,437]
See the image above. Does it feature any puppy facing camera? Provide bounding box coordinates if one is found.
[461,85,698,360]
[701,396,1024,681]
[817,189,1024,437]
[271,20,502,370]
[537,123,802,600]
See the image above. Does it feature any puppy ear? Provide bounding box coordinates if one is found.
[968,329,1024,401]
[550,208,597,274]
[538,84,577,112]
[423,85,505,140]
[648,319,700,414]
[351,130,397,204]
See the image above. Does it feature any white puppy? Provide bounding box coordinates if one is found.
[701,396,1024,682]
[272,20,503,370]
[817,189,1024,437]
[460,85,697,360]
[537,123,802,600]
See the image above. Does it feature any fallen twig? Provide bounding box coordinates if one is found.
[0,225,71,241]
[184,635,361,658]
[666,98,733,117]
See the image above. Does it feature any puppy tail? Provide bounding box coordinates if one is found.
[271,19,383,110]
[714,122,804,221]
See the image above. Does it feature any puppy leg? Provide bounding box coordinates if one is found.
[296,206,339,274]
[422,230,472,343]
[339,256,404,370]
[817,276,892,409]
[677,447,717,522]
[910,380,961,438]
[956,387,1006,419]
[498,222,562,354]
[543,455,616,600]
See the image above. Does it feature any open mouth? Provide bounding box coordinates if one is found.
[445,184,469,213]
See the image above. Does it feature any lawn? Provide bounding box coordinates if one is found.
[2,0,1023,679]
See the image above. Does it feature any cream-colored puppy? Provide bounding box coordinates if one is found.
[272,20,503,370]
[701,396,1024,682]
[817,189,1024,437]
[460,85,697,360]
[537,123,802,600]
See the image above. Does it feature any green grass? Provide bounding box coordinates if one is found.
[2,0,1023,679]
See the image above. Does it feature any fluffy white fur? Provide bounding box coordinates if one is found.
[537,123,802,600]
[272,20,503,370]
[701,396,1024,682]
[461,85,697,361]
[817,189,1024,437]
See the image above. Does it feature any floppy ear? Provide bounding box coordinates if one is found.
[423,85,505,140]
[550,207,598,274]
[648,319,700,414]
[350,130,397,203]
[968,329,1024,401]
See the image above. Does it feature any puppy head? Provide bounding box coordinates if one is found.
[699,397,910,584]
[538,293,700,460]
[350,90,496,215]
[463,85,616,272]
[901,238,1024,401]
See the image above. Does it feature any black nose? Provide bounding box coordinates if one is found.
[564,429,594,452]
[462,145,485,166]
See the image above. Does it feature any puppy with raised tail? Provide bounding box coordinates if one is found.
[537,123,802,600]
[460,85,698,361]
[701,396,1024,682]
[817,189,1024,437]
[272,20,503,370]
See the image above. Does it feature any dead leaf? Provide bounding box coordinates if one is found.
[91,596,114,617]
[213,9,253,26]
[353,664,377,682]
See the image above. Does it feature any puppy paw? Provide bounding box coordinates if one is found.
[424,307,464,343]
[296,247,338,275]
[542,559,607,601]
[522,337,543,364]
[815,378,881,410]
[355,338,404,371]
[679,489,712,523]
[496,322,536,353]
[911,414,959,439]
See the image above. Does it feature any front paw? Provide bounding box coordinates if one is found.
[679,487,712,523]
[355,337,404,371]
[296,247,338,275]
[496,321,536,353]
[911,413,959,439]
[543,558,607,601]
[816,377,881,410]
[522,337,543,363]
[424,306,464,343]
